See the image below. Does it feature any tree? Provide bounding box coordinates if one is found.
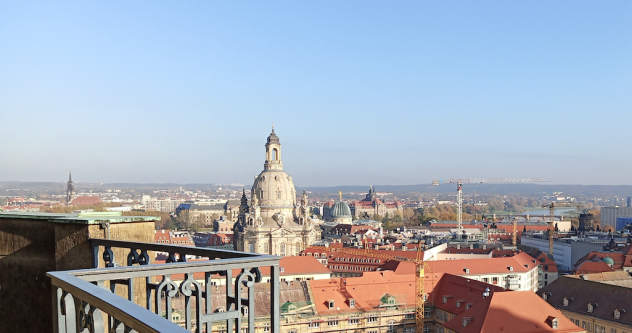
[176,209,199,231]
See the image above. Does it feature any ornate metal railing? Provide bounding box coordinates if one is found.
[48,239,281,333]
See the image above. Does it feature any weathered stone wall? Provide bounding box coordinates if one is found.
[0,218,156,333]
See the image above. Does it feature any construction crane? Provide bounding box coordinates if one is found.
[541,202,583,256]
[433,178,551,241]
[329,245,428,333]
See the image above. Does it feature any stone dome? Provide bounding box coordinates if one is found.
[603,256,614,265]
[331,201,352,219]
[252,170,296,207]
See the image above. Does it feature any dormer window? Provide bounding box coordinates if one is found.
[443,295,452,304]
[551,318,558,329]
[563,298,569,307]
[588,303,593,313]
[327,300,335,309]
[349,299,355,308]
[615,309,621,319]
[542,292,548,300]
[456,300,465,308]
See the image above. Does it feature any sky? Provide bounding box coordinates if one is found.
[1,1,631,186]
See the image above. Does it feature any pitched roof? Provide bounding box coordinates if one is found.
[309,271,500,315]
[575,261,614,274]
[442,291,582,333]
[70,196,103,206]
[539,274,632,327]
[575,251,625,270]
[425,252,538,276]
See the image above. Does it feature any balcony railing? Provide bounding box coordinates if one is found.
[48,239,281,333]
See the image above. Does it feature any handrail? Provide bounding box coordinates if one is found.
[90,238,262,258]
[50,239,282,333]
[48,271,187,333]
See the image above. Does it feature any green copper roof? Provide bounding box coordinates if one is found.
[603,256,614,265]
[0,211,160,224]
[331,201,352,218]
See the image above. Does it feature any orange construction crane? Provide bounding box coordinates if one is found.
[329,245,428,333]
[541,202,583,256]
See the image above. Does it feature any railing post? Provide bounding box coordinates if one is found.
[270,264,280,333]
[52,286,65,333]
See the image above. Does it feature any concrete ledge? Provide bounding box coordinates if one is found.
[0,211,160,224]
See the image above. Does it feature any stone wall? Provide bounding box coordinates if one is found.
[0,216,156,333]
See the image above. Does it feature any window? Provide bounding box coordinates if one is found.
[349,299,355,308]
[308,321,320,329]
[482,277,489,283]
[615,309,621,319]
[404,327,415,333]
[263,323,270,332]
[349,317,359,325]
[405,313,415,320]
[544,273,548,279]
[387,320,396,333]
[423,325,431,333]
[328,300,335,309]
[588,303,593,313]
[437,327,445,333]
[611,329,617,333]
[287,330,297,333]
[367,316,378,323]
[277,191,282,199]
[327,319,339,327]
[563,298,569,307]
[492,277,498,284]
[280,243,286,256]
[424,308,432,318]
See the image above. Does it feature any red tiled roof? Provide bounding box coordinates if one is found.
[418,252,537,276]
[442,291,583,333]
[575,251,624,270]
[207,233,233,245]
[309,271,504,315]
[70,196,103,206]
[575,261,615,275]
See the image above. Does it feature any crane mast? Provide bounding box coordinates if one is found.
[434,178,551,243]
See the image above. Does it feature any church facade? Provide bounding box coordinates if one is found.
[233,128,320,256]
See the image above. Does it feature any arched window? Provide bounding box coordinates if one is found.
[263,242,269,254]
[272,148,278,161]
[296,242,301,254]
[280,243,286,256]
[249,243,255,253]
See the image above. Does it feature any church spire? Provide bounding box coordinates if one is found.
[66,171,75,205]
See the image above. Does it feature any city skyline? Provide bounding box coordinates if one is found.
[1,1,631,186]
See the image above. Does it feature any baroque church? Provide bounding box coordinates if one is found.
[232,127,320,256]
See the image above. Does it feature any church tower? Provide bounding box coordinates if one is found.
[233,127,320,256]
[66,171,75,204]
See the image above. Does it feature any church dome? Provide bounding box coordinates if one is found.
[252,170,296,207]
[331,201,352,219]
[603,256,614,265]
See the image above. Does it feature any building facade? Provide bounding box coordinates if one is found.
[601,206,632,229]
[349,186,404,219]
[233,128,320,256]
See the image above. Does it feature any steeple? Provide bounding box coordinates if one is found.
[264,125,283,171]
[66,171,75,204]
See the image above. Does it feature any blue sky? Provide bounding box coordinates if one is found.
[1,1,631,186]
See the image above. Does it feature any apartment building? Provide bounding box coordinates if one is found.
[601,207,632,229]
[539,272,632,333]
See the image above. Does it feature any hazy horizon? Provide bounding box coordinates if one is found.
[2,1,631,186]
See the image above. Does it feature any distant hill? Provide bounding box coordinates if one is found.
[2,181,631,198]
